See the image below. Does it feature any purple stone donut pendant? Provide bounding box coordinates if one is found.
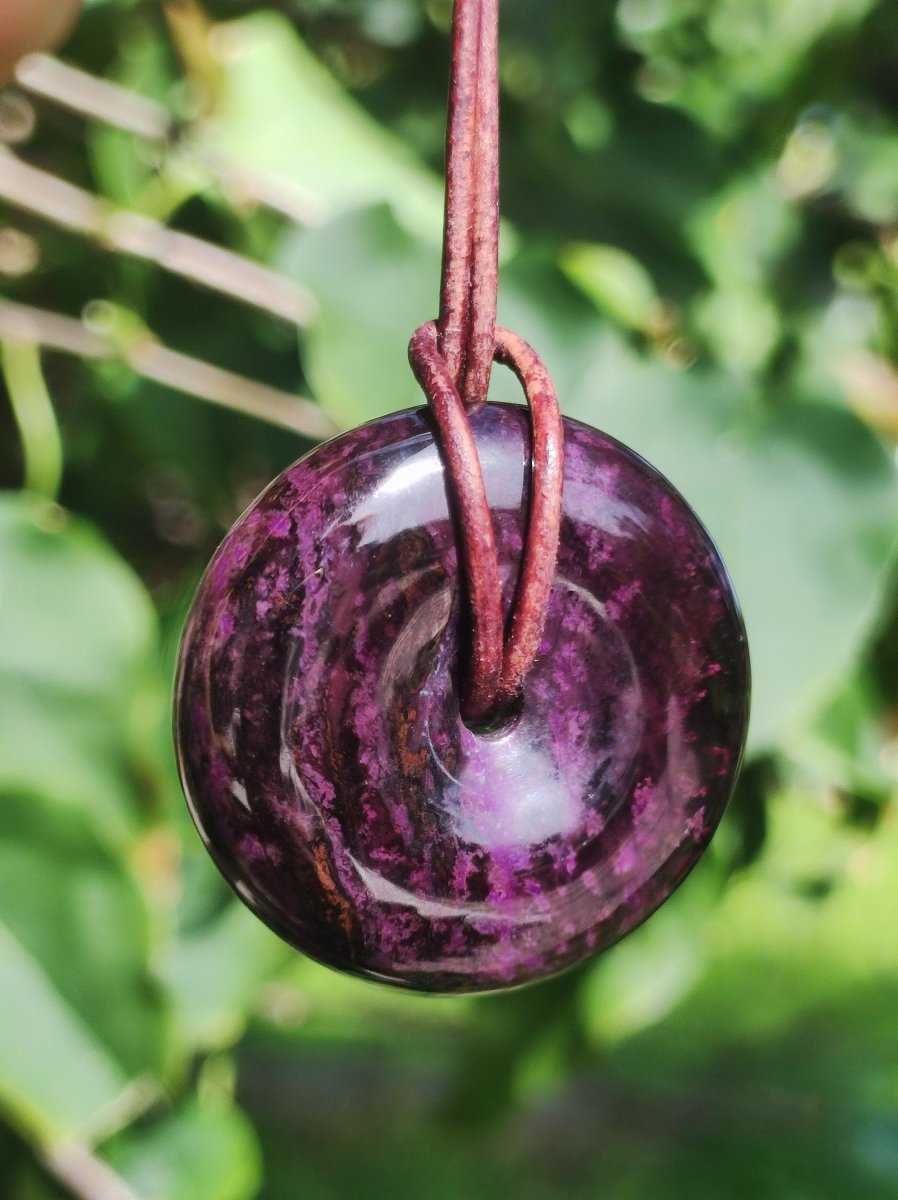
[174,403,750,993]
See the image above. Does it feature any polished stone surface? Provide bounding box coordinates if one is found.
[175,404,750,993]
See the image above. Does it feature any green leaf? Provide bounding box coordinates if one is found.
[0,922,129,1146]
[560,243,661,332]
[0,790,168,1144]
[200,12,443,236]
[619,0,879,134]
[164,903,288,1052]
[280,204,592,428]
[565,334,898,752]
[788,669,896,800]
[580,869,718,1044]
[281,204,439,427]
[0,494,163,842]
[105,1095,262,1200]
[0,495,171,1144]
[621,792,898,1058]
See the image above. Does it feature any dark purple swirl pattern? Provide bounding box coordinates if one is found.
[175,404,749,993]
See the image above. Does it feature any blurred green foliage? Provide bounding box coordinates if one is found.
[1,0,898,1196]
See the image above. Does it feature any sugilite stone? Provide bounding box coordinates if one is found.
[175,404,750,993]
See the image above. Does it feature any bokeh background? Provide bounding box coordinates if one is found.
[1,1,898,1197]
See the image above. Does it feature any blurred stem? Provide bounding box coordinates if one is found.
[0,150,316,327]
[0,300,337,441]
[41,1140,142,1200]
[1,339,63,500]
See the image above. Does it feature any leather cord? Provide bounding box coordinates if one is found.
[409,0,564,724]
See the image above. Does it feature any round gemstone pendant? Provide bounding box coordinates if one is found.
[175,404,749,993]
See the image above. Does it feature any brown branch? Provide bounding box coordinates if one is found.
[0,300,337,440]
[13,54,326,226]
[41,1141,143,1200]
[0,149,316,327]
[15,53,171,141]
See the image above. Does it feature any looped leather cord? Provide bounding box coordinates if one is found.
[409,0,564,724]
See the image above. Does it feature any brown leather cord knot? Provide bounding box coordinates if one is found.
[410,323,564,722]
[409,0,564,724]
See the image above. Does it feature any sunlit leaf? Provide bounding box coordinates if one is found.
[200,12,443,236]
[105,1095,261,1200]
[0,790,168,1143]
[560,242,661,332]
[0,494,164,843]
[164,903,288,1053]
